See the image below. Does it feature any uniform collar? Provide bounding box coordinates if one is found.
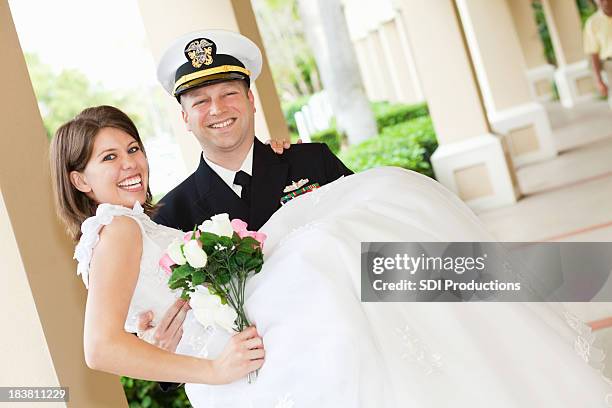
[202,142,254,190]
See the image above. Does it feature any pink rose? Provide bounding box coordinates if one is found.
[231,218,266,249]
[231,219,249,234]
[159,253,176,274]
[252,231,267,247]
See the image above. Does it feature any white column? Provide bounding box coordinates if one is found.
[377,15,424,104]
[507,0,556,102]
[394,11,425,102]
[352,36,380,101]
[397,0,519,211]
[366,30,395,101]
[456,0,557,167]
[542,0,597,108]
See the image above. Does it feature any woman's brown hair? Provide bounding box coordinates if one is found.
[50,105,156,241]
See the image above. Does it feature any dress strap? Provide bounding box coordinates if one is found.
[74,202,146,289]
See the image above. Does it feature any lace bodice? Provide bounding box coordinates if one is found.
[74,202,184,333]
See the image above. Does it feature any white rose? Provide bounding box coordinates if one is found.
[190,287,237,333]
[167,239,186,265]
[215,305,238,333]
[199,213,234,237]
[183,240,208,268]
[192,307,215,328]
[190,287,221,309]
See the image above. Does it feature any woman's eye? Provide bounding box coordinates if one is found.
[102,154,116,162]
[128,146,140,154]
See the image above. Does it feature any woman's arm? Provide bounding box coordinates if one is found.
[83,216,264,384]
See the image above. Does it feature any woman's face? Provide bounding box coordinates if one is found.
[71,127,149,208]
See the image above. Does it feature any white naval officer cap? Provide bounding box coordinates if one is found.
[157,29,262,101]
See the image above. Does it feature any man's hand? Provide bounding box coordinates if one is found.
[137,298,190,352]
[265,138,303,154]
[597,80,609,98]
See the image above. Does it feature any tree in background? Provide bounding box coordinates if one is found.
[297,0,377,145]
[252,0,322,102]
[25,53,168,141]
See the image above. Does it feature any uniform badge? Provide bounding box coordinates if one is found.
[283,178,309,193]
[280,181,320,205]
[184,38,215,68]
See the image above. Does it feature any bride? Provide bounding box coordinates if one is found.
[50,106,612,407]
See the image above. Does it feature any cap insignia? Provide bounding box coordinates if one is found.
[185,38,214,68]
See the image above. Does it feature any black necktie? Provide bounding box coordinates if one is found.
[233,170,251,202]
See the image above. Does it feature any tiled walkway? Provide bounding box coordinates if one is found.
[478,100,612,242]
[476,100,612,376]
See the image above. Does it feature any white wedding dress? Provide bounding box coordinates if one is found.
[75,167,612,407]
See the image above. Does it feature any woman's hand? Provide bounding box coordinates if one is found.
[210,326,265,384]
[137,299,190,352]
[266,138,302,154]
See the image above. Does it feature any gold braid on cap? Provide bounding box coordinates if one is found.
[173,65,251,94]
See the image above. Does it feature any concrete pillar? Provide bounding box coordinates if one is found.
[353,36,380,102]
[397,0,519,211]
[393,12,425,103]
[377,15,425,104]
[507,0,556,102]
[456,0,557,167]
[542,0,596,107]
[0,1,128,406]
[137,0,289,172]
[366,30,396,101]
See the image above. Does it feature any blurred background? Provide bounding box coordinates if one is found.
[5,0,612,406]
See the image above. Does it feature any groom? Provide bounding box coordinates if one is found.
[153,29,352,232]
[141,30,352,384]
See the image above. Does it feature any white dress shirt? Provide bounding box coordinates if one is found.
[202,143,254,198]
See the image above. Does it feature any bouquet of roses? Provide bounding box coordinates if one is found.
[159,213,266,335]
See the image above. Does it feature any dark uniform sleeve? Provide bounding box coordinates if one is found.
[158,381,183,392]
[320,143,354,180]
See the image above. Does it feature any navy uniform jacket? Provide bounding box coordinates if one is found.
[153,138,353,232]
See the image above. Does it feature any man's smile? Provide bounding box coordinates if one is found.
[208,118,236,129]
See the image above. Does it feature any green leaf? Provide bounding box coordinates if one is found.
[169,264,192,283]
[245,257,263,272]
[234,251,251,266]
[192,270,205,286]
[218,236,233,248]
[180,289,191,300]
[217,272,231,285]
[169,278,187,290]
[200,232,220,248]
[240,236,259,248]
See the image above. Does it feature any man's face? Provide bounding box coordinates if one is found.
[600,0,612,16]
[180,80,255,156]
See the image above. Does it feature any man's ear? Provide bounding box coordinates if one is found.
[181,109,191,131]
[248,89,256,113]
[70,171,92,193]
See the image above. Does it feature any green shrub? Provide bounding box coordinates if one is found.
[121,377,191,408]
[371,101,429,131]
[339,116,438,178]
[310,127,342,154]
